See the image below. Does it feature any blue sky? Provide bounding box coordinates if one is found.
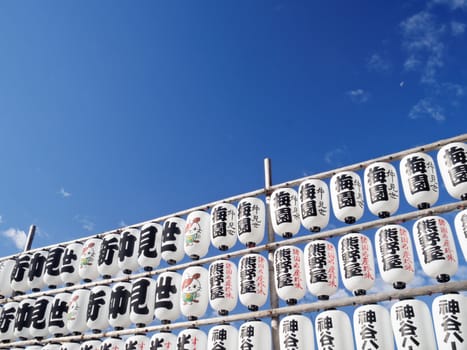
[0,0,465,255]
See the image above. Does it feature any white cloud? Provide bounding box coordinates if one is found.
[324,146,349,166]
[409,98,446,121]
[431,0,467,10]
[451,21,466,35]
[2,228,27,250]
[74,215,95,232]
[442,82,465,96]
[367,54,392,72]
[346,89,370,103]
[400,11,445,84]
[59,187,71,198]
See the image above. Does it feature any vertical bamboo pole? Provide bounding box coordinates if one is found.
[264,158,280,349]
[24,225,36,252]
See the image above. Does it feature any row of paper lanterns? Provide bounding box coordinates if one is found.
[1,213,465,342]
[5,292,467,350]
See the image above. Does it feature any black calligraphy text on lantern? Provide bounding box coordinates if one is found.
[130,279,150,315]
[126,340,137,350]
[406,156,430,194]
[0,306,16,333]
[150,338,163,350]
[212,207,229,238]
[45,247,63,277]
[211,328,228,350]
[273,191,293,225]
[11,255,30,283]
[357,310,379,350]
[342,237,363,279]
[49,298,68,329]
[300,183,318,218]
[31,299,49,330]
[161,221,182,253]
[336,174,357,210]
[87,290,106,322]
[462,214,467,239]
[240,325,255,350]
[99,237,119,266]
[177,333,196,350]
[444,146,467,186]
[109,286,130,319]
[15,301,33,332]
[139,226,159,259]
[438,299,464,346]
[282,319,299,349]
[309,243,328,284]
[238,202,252,235]
[368,166,389,203]
[119,232,137,262]
[394,304,420,348]
[317,316,335,349]
[240,257,257,294]
[276,249,293,289]
[61,248,78,274]
[379,228,403,271]
[210,263,225,300]
[417,219,445,264]
[155,276,176,310]
[29,252,46,282]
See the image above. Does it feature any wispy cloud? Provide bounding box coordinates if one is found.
[401,11,445,84]
[431,0,467,10]
[118,220,127,227]
[367,53,392,72]
[346,89,370,103]
[74,215,95,232]
[409,98,446,121]
[0,215,3,224]
[451,21,466,35]
[59,187,71,198]
[2,228,27,250]
[324,146,349,166]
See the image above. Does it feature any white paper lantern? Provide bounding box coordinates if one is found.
[184,211,211,260]
[150,331,178,350]
[118,228,140,274]
[109,282,132,330]
[454,209,467,262]
[270,188,301,238]
[130,277,156,327]
[11,253,32,295]
[298,179,330,232]
[97,233,120,279]
[375,224,415,289]
[279,314,314,350]
[155,271,182,323]
[42,343,62,350]
[25,346,42,350]
[48,292,71,337]
[0,259,15,298]
[86,285,111,333]
[391,299,436,350]
[30,296,53,339]
[437,142,467,200]
[304,240,338,300]
[180,266,209,320]
[400,152,439,209]
[161,217,186,265]
[413,216,458,282]
[61,242,83,286]
[238,254,269,311]
[100,337,125,350]
[237,197,265,247]
[43,246,64,289]
[364,162,400,218]
[353,304,393,350]
[14,297,35,339]
[0,301,18,342]
[126,334,150,350]
[177,328,207,350]
[79,340,101,350]
[28,250,48,292]
[66,289,90,335]
[208,260,238,315]
[211,203,238,251]
[273,246,306,305]
[432,293,467,350]
[330,171,365,224]
[78,238,102,283]
[338,233,375,296]
[138,222,163,271]
[315,309,354,350]
[207,324,238,350]
[239,320,271,350]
